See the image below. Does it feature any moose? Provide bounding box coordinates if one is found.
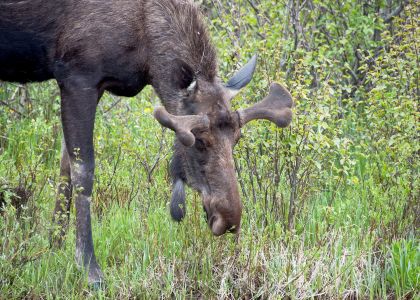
[0,0,293,285]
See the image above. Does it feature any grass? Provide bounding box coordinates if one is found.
[1,189,417,299]
[0,82,418,299]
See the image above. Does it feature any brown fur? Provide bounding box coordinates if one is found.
[1,0,293,283]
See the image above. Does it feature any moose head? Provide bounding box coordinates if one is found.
[154,55,293,236]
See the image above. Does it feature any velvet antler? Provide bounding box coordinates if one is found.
[154,107,210,147]
[237,83,293,128]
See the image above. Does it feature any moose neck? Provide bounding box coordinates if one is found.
[143,0,218,114]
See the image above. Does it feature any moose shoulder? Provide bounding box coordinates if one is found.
[0,0,292,285]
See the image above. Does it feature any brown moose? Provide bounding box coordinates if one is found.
[0,0,292,285]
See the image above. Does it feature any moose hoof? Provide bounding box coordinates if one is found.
[90,280,105,291]
[75,252,104,288]
[77,264,105,289]
[87,263,105,289]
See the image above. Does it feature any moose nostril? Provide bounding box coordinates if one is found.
[209,215,216,227]
[210,216,226,236]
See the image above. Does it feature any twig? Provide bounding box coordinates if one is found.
[104,95,123,114]
[383,1,407,23]
[0,99,25,117]
[140,128,166,183]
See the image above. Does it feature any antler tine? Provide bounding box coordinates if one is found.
[237,83,293,128]
[154,106,210,147]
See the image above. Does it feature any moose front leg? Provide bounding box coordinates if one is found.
[51,139,73,247]
[58,75,103,285]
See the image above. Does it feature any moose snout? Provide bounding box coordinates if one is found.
[209,214,240,236]
[208,214,225,236]
[203,205,223,235]
[200,159,242,236]
[203,199,241,236]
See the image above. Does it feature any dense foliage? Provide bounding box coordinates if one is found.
[1,0,418,298]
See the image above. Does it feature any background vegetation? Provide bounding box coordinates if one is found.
[1,0,418,298]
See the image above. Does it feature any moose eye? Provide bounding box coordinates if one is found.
[194,138,206,152]
[217,115,233,129]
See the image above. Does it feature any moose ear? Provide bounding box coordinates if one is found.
[173,59,196,90]
[225,54,257,98]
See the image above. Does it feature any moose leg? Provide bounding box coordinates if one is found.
[51,139,73,247]
[59,75,103,285]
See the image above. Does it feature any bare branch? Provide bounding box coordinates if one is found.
[383,1,407,23]
[0,99,25,117]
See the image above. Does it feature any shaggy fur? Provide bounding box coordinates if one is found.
[0,0,281,284]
